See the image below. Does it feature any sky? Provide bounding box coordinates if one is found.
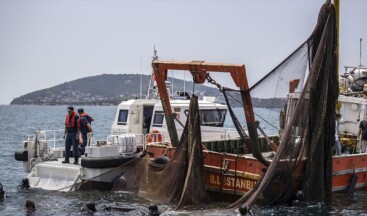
[0,0,366,105]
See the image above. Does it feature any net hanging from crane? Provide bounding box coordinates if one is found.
[80,95,210,209]
[228,1,338,209]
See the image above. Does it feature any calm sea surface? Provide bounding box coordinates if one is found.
[0,105,366,215]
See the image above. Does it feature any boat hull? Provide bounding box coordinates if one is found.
[333,154,367,192]
[147,144,367,198]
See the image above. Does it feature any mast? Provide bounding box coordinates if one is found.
[146,46,159,99]
[140,59,143,99]
[360,38,363,66]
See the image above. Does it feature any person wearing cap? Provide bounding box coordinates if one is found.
[63,106,80,164]
[77,108,93,156]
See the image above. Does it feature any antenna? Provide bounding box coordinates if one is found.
[171,70,174,98]
[140,58,142,99]
[360,38,363,66]
[146,46,159,99]
[183,71,186,95]
[152,45,158,61]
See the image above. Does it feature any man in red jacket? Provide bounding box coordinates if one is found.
[63,106,80,164]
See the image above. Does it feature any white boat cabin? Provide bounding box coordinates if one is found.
[110,96,239,146]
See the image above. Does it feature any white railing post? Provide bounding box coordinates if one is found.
[53,130,56,148]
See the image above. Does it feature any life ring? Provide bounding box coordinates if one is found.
[147,130,162,143]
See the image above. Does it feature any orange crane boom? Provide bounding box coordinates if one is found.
[151,60,259,149]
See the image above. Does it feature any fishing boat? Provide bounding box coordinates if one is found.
[142,74,367,202]
[128,1,367,206]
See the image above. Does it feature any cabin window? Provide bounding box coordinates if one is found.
[117,109,129,125]
[152,111,164,127]
[184,109,227,127]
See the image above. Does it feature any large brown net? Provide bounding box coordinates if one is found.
[82,95,210,209]
[136,94,210,208]
[229,1,338,209]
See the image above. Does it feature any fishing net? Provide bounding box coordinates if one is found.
[80,95,209,209]
[229,1,338,209]
[79,2,336,211]
[222,87,271,166]
[139,95,210,207]
[135,95,210,207]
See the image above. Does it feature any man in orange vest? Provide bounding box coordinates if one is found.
[63,106,80,164]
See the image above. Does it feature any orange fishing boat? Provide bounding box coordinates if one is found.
[144,1,367,202]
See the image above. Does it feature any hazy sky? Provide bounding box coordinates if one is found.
[0,0,366,105]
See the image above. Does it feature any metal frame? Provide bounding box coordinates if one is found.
[151,60,259,148]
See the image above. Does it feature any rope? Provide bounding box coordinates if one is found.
[205,73,280,131]
[223,88,280,131]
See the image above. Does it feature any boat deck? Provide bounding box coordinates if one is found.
[39,157,82,167]
[27,157,82,191]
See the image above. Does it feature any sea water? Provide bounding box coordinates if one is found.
[0,105,366,215]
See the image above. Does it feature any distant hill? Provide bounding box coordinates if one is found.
[10,73,287,108]
[10,74,223,105]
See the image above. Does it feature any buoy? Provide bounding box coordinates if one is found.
[296,190,304,200]
[26,200,36,213]
[239,206,254,216]
[86,203,97,212]
[238,206,248,215]
[19,178,30,190]
[148,204,160,216]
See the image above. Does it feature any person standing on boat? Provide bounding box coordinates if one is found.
[63,106,80,164]
[358,114,367,153]
[78,108,93,156]
[335,114,342,155]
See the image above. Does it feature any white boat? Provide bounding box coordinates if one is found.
[14,76,243,191]
[14,129,141,191]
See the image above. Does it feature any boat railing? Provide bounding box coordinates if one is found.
[339,120,359,125]
[86,132,94,147]
[104,132,170,151]
[32,129,65,148]
[106,134,147,151]
[224,127,238,132]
